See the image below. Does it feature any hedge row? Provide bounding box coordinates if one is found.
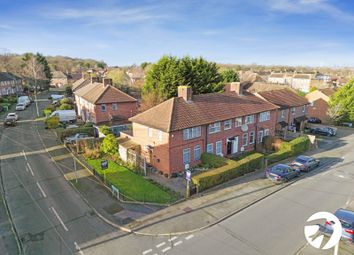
[200,153,227,168]
[266,136,310,164]
[56,127,95,140]
[192,153,264,192]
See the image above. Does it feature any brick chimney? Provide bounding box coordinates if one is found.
[103,78,112,87]
[91,76,99,83]
[229,82,243,96]
[178,86,193,101]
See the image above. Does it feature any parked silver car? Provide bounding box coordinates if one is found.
[15,103,26,111]
[290,155,320,172]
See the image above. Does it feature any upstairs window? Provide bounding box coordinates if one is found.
[291,107,296,114]
[100,104,106,112]
[245,115,255,124]
[112,103,118,111]
[224,120,232,130]
[235,117,243,127]
[209,122,221,134]
[259,111,270,122]
[183,126,201,140]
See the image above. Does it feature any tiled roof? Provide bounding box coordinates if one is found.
[0,72,21,82]
[130,91,278,132]
[319,88,336,97]
[72,78,90,92]
[293,74,311,79]
[52,71,67,78]
[75,82,137,104]
[258,89,309,108]
[269,73,285,78]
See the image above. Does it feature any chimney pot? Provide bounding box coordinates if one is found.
[228,82,244,96]
[178,86,193,101]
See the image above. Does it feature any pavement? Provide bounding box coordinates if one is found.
[79,127,354,255]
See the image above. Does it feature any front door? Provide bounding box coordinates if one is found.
[232,137,239,154]
[227,140,232,155]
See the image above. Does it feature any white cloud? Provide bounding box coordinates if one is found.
[266,0,354,20]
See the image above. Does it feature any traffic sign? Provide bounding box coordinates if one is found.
[101,160,108,170]
[186,170,191,181]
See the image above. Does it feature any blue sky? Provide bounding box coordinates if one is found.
[1,0,354,66]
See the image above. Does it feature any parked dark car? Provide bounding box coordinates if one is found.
[265,164,300,183]
[307,117,322,124]
[4,116,17,127]
[310,127,336,136]
[290,155,320,172]
[324,209,354,244]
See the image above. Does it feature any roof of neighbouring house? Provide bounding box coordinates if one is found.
[293,74,311,79]
[52,71,67,79]
[257,89,309,108]
[319,88,336,97]
[75,82,137,104]
[129,91,278,132]
[72,78,90,92]
[0,72,21,82]
[269,73,285,78]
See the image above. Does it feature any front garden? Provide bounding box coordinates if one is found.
[0,96,17,113]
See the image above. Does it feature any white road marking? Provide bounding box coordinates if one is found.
[23,150,27,161]
[185,234,194,240]
[36,182,47,198]
[168,236,177,242]
[26,162,34,176]
[50,207,68,231]
[74,242,85,255]
[156,242,166,248]
[161,247,171,253]
[142,249,152,255]
[174,240,183,246]
[25,166,29,173]
[338,174,345,178]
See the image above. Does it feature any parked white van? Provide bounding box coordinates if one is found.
[50,110,76,123]
[50,94,65,101]
[17,96,31,107]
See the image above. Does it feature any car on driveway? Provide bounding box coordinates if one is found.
[324,208,354,244]
[64,133,90,144]
[307,117,322,124]
[15,103,26,111]
[265,164,300,183]
[4,115,17,127]
[290,155,320,172]
[6,112,18,121]
[310,127,336,136]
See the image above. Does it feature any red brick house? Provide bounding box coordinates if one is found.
[305,88,336,124]
[74,78,138,124]
[124,85,278,176]
[0,72,22,96]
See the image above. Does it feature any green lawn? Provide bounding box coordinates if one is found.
[87,159,178,204]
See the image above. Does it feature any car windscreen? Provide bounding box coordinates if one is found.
[295,157,308,164]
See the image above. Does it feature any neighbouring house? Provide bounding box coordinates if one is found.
[74,78,138,124]
[0,72,22,96]
[268,73,286,84]
[72,77,91,93]
[51,71,68,88]
[305,88,336,124]
[256,89,309,134]
[123,84,278,176]
[126,67,145,87]
[291,74,312,92]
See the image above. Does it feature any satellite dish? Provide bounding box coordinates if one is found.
[185,164,190,170]
[241,124,248,132]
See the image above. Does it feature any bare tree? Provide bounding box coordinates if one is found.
[22,53,46,90]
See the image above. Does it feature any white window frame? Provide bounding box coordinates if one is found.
[249,131,255,144]
[302,105,306,113]
[183,148,190,164]
[194,145,201,161]
[207,143,213,153]
[257,130,264,143]
[101,104,106,112]
[242,133,248,146]
[235,117,243,127]
[183,126,201,140]
[264,129,270,136]
[259,111,270,122]
[281,109,285,118]
[209,122,221,134]
[245,115,255,124]
[224,119,232,130]
[291,107,296,115]
[215,141,222,155]
[148,128,153,137]
[112,103,118,111]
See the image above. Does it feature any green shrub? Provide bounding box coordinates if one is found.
[56,127,95,140]
[60,98,73,105]
[100,134,119,157]
[289,136,310,155]
[84,122,94,127]
[192,153,264,192]
[266,149,292,165]
[58,103,73,110]
[45,104,55,111]
[45,116,60,129]
[99,125,113,135]
[201,153,227,168]
[43,109,52,117]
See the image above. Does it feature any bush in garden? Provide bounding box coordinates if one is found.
[99,125,113,135]
[60,97,73,105]
[45,116,60,129]
[100,134,119,157]
[58,103,73,110]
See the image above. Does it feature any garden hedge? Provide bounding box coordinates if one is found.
[266,136,310,165]
[200,153,227,168]
[192,153,264,192]
[56,127,95,140]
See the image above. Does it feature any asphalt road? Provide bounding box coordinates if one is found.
[82,129,354,254]
[0,93,116,255]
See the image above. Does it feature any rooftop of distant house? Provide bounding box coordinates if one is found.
[0,72,22,82]
[257,89,309,108]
